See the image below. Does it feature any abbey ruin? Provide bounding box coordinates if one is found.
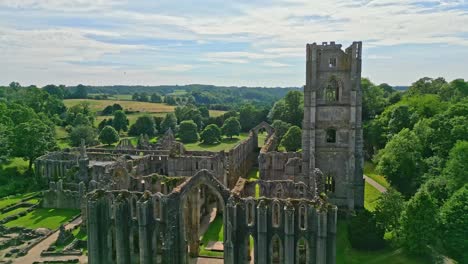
[35,41,363,264]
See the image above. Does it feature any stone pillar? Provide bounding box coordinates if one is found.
[115,196,131,264]
[327,206,337,264]
[87,193,112,264]
[187,189,200,257]
[257,201,268,264]
[138,197,154,264]
[224,197,236,264]
[284,203,295,264]
[315,210,327,264]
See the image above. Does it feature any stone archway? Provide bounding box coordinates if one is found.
[166,169,231,264]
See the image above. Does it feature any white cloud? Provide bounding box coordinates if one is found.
[157,64,194,72]
[263,61,291,67]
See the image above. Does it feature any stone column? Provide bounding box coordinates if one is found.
[315,210,327,264]
[257,201,268,264]
[326,206,337,264]
[115,196,131,264]
[87,193,111,264]
[224,197,236,264]
[138,198,153,264]
[284,203,295,264]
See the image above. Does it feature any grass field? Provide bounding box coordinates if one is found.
[199,215,224,257]
[0,158,36,198]
[5,208,80,230]
[0,192,38,209]
[364,181,382,212]
[183,133,249,152]
[64,99,175,113]
[0,207,30,221]
[364,161,390,189]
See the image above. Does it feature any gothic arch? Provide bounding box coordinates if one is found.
[322,75,343,102]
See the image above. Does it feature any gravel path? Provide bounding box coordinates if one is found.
[13,217,86,264]
[364,175,387,193]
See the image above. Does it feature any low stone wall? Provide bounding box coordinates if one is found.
[42,180,86,209]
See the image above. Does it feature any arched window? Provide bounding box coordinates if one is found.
[275,185,284,199]
[132,197,137,218]
[326,174,335,193]
[153,197,161,221]
[326,128,336,143]
[246,200,255,226]
[299,205,307,230]
[272,202,281,227]
[325,77,339,102]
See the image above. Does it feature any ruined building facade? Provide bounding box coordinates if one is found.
[36,42,365,264]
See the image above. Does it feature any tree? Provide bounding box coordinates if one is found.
[239,104,264,131]
[69,125,97,147]
[128,115,157,137]
[200,124,221,144]
[439,184,468,262]
[362,78,387,121]
[374,188,405,234]
[348,209,385,250]
[178,120,199,143]
[73,84,88,99]
[271,120,291,142]
[442,141,468,192]
[280,126,301,151]
[376,128,424,196]
[399,189,438,255]
[9,81,20,88]
[160,113,177,133]
[112,110,129,133]
[284,91,304,127]
[268,100,286,122]
[99,126,120,146]
[98,118,113,131]
[10,120,56,170]
[0,124,11,163]
[175,105,203,129]
[150,93,162,103]
[221,117,241,139]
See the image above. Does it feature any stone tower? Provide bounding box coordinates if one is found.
[302,41,364,210]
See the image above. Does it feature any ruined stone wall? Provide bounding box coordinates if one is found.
[242,180,313,199]
[35,152,79,180]
[85,170,337,264]
[42,180,86,209]
[225,132,256,188]
[259,152,302,181]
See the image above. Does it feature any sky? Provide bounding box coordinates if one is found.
[1,0,468,87]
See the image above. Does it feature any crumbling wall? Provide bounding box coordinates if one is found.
[258,152,302,181]
[42,180,86,209]
[225,132,256,188]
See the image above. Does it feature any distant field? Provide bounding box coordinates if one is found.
[64,99,175,113]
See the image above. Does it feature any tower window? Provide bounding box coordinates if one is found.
[325,77,339,102]
[329,57,337,68]
[326,174,335,193]
[326,128,336,143]
[272,202,281,227]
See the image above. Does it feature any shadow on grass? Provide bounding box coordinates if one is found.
[5,208,80,230]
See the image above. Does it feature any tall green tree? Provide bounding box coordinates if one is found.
[376,128,424,196]
[178,120,199,143]
[399,189,438,255]
[283,91,303,127]
[439,184,468,262]
[200,124,221,144]
[10,120,56,170]
[271,120,291,142]
[69,125,97,147]
[280,126,301,152]
[221,117,241,139]
[160,113,177,133]
[0,124,11,163]
[99,126,120,146]
[128,115,157,137]
[112,110,129,133]
[374,188,405,234]
[442,141,468,192]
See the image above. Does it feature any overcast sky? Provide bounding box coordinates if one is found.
[1,0,468,87]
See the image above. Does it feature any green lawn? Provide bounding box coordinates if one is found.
[246,168,259,181]
[336,221,427,264]
[72,226,88,241]
[0,207,30,221]
[364,161,390,189]
[55,126,71,149]
[0,192,38,209]
[199,215,224,257]
[364,181,382,212]
[5,208,80,230]
[183,133,249,152]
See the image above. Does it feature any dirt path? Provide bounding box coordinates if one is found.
[364,175,387,193]
[13,217,86,264]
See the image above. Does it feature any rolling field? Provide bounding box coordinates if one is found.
[64,99,175,113]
